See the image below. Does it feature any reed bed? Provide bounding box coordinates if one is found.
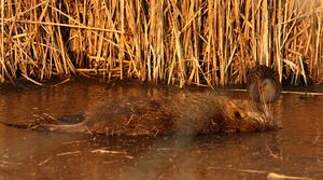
[0,0,322,87]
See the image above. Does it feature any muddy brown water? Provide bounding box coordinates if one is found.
[0,80,322,180]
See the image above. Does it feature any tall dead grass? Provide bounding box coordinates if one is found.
[0,0,322,86]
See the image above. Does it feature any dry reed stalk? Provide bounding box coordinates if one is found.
[0,0,322,86]
[0,0,4,82]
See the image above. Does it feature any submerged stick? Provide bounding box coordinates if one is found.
[226,88,323,97]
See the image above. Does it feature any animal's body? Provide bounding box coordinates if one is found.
[0,92,279,136]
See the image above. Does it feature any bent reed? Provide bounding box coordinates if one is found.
[0,0,322,86]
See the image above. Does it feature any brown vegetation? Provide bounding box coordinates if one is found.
[0,0,322,86]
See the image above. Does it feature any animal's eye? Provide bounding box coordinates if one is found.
[234,111,242,119]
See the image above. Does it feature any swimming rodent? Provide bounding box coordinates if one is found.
[0,92,279,136]
[247,65,281,103]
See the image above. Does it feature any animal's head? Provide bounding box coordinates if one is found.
[221,99,280,133]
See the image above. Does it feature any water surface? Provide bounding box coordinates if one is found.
[0,80,322,179]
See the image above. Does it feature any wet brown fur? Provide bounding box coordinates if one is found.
[247,65,281,103]
[0,93,279,136]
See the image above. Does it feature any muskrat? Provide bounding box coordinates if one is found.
[0,92,279,136]
[247,65,281,103]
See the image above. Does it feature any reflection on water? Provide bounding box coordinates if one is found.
[0,80,322,179]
